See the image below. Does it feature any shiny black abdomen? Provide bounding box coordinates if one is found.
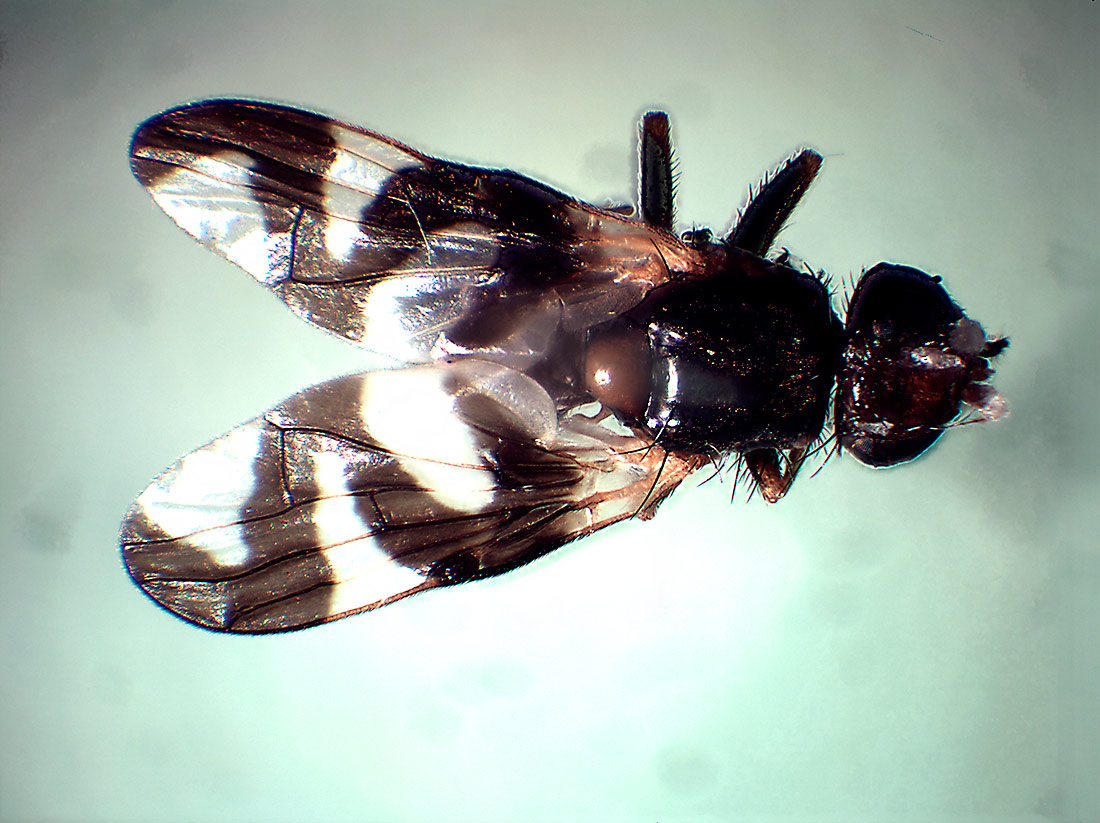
[636,249,841,453]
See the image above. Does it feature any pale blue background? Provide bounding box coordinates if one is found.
[0,2,1097,821]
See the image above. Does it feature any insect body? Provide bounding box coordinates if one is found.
[122,102,1007,632]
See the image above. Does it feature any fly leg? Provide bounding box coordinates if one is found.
[638,112,675,231]
[729,149,825,502]
[745,446,808,503]
[727,149,822,257]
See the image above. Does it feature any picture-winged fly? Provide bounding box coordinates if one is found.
[121,102,1007,632]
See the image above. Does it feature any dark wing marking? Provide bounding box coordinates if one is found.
[120,361,704,633]
[130,100,699,366]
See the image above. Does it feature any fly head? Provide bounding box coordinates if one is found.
[836,264,1008,467]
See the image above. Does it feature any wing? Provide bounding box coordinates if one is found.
[120,361,705,633]
[130,100,699,367]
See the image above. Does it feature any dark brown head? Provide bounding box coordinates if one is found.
[836,264,1008,467]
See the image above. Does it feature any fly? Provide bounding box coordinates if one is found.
[121,102,1007,632]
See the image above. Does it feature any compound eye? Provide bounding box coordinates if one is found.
[583,322,651,420]
[846,264,963,339]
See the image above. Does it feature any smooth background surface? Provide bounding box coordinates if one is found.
[1,2,1096,821]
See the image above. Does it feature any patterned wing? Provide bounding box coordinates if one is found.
[120,361,704,633]
[130,100,698,366]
